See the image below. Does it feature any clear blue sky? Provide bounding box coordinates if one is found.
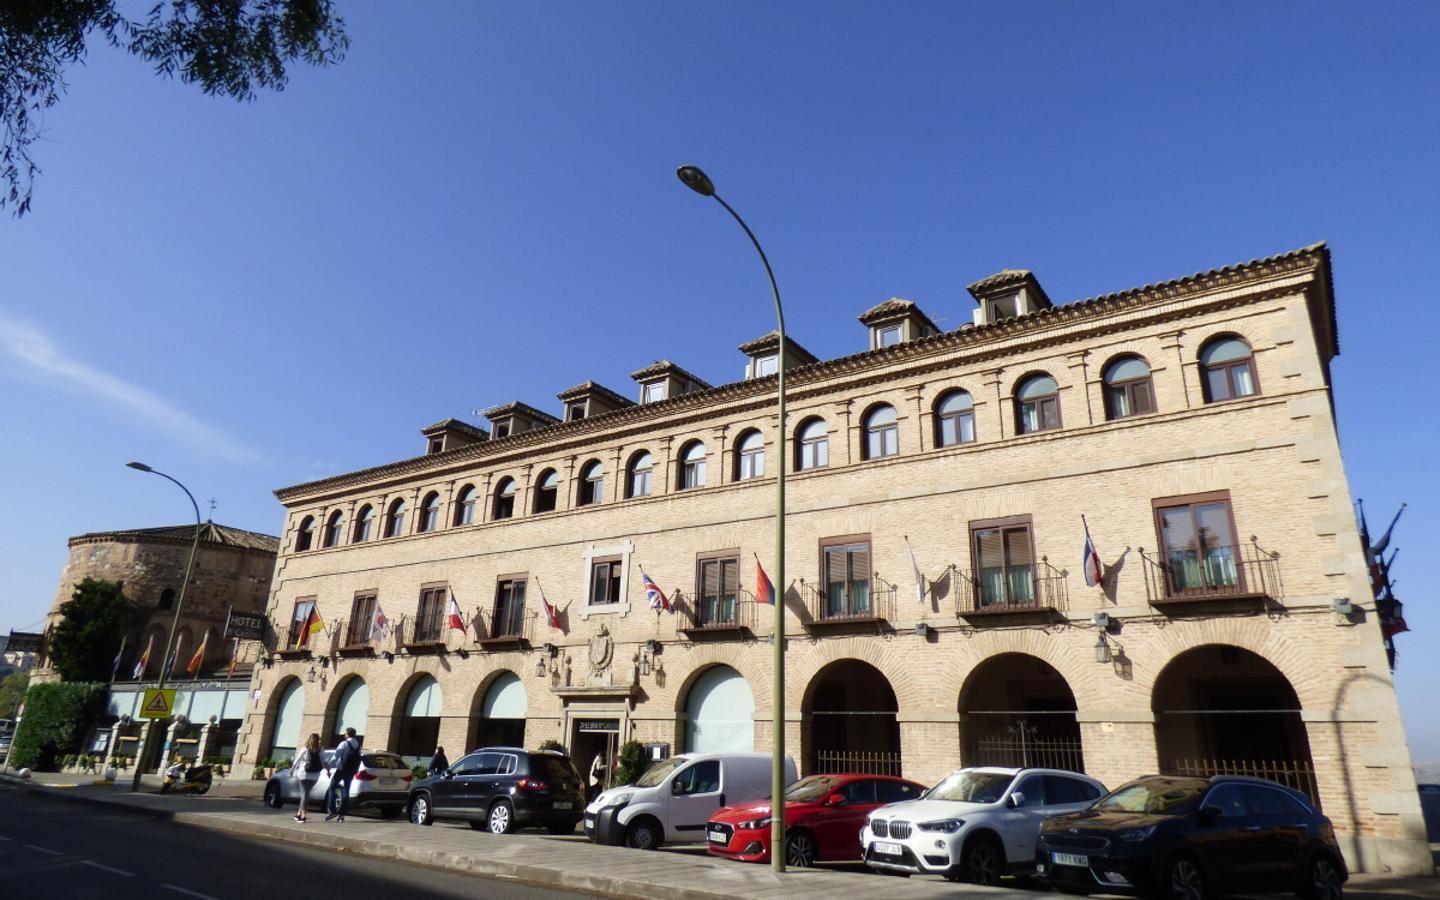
[1,2,1436,758]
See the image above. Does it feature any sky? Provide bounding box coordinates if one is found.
[1,2,1436,757]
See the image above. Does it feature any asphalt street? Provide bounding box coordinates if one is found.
[0,786,598,900]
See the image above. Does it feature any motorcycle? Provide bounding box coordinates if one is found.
[161,760,213,795]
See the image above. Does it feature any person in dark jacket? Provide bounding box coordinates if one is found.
[325,727,361,822]
[429,747,450,776]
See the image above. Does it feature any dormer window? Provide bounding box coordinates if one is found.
[987,296,1019,322]
[878,325,903,348]
[567,403,586,421]
[427,438,444,455]
[643,382,666,404]
[857,299,938,351]
[493,423,510,439]
[754,355,778,377]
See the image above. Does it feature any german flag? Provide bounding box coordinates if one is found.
[298,604,324,647]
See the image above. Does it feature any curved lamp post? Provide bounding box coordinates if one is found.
[676,165,789,873]
[125,461,202,791]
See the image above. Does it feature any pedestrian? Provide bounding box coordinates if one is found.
[588,753,608,802]
[324,727,361,822]
[290,733,323,823]
[429,746,449,776]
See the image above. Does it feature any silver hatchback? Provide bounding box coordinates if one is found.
[263,750,413,817]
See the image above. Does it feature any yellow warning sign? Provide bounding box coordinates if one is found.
[139,688,177,719]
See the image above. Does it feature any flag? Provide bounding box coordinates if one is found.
[446,595,467,631]
[297,604,324,647]
[370,604,391,643]
[166,632,186,678]
[641,570,672,613]
[132,634,153,680]
[537,581,562,631]
[905,538,925,603]
[1370,503,1406,557]
[1082,517,1104,588]
[110,635,127,681]
[755,558,775,605]
[186,631,209,677]
[227,636,240,676]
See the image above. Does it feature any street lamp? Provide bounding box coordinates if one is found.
[125,461,202,792]
[676,165,790,873]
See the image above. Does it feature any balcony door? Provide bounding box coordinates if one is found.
[1155,493,1241,595]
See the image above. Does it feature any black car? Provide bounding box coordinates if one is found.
[407,746,585,835]
[1036,775,1347,899]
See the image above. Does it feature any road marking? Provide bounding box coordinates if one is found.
[162,884,219,900]
[0,835,11,841]
[24,844,62,855]
[82,860,135,877]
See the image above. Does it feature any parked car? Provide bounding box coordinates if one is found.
[708,772,925,866]
[861,766,1106,885]
[262,750,412,817]
[586,751,798,850]
[1035,774,1347,899]
[407,746,585,835]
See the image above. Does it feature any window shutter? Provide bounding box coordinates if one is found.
[721,558,739,600]
[1005,527,1034,567]
[824,546,847,588]
[974,528,1003,570]
[701,560,721,603]
[850,542,871,584]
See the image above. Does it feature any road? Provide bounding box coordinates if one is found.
[0,786,597,900]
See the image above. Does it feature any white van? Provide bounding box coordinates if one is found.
[585,752,797,850]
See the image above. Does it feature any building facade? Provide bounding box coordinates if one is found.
[238,243,1429,874]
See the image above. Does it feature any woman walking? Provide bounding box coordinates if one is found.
[291,733,323,823]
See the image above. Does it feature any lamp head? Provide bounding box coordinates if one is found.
[676,165,716,197]
[126,461,153,472]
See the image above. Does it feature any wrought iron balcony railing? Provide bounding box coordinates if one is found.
[1138,540,1282,604]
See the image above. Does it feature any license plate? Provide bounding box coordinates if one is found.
[379,778,397,786]
[872,841,903,856]
[1053,852,1089,867]
[708,829,728,844]
[553,801,573,810]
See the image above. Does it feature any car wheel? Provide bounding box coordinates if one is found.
[963,835,1003,886]
[625,818,661,850]
[263,782,283,809]
[488,800,515,835]
[1166,855,1207,900]
[409,793,433,826]
[785,830,818,867]
[546,821,575,835]
[196,782,210,796]
[1301,854,1344,900]
[379,805,403,820]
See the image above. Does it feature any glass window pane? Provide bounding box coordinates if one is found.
[1107,385,1130,418]
[1019,401,1039,434]
[939,416,958,447]
[958,413,975,443]
[815,438,828,467]
[1017,375,1058,400]
[1230,363,1256,397]
[1105,357,1150,383]
[1201,338,1251,366]
[937,391,973,415]
[867,405,897,426]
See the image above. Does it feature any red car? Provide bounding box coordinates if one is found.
[707,773,926,866]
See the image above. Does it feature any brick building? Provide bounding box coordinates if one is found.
[238,243,1428,874]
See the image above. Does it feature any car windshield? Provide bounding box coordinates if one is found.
[363,753,406,771]
[926,771,1014,803]
[1096,780,1207,815]
[784,776,842,803]
[633,757,687,788]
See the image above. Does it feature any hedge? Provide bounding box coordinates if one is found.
[8,681,108,771]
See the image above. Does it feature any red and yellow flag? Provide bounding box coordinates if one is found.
[298,605,324,647]
[186,631,209,677]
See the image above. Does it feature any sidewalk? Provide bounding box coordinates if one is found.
[3,773,1436,899]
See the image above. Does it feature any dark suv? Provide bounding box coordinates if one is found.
[1036,775,1347,899]
[407,747,585,835]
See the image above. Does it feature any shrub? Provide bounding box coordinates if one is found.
[614,740,647,786]
[7,682,108,771]
[537,739,565,754]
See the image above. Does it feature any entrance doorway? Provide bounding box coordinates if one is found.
[571,717,620,802]
[960,653,1083,772]
[802,659,901,776]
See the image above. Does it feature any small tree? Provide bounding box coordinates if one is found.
[47,577,130,683]
[0,670,28,718]
[7,681,108,770]
[614,740,647,786]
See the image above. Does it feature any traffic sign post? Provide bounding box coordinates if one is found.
[139,688,177,719]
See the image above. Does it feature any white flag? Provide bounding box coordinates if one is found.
[370,604,391,643]
[908,541,925,603]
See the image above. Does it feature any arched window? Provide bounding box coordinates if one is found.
[1015,373,1061,434]
[934,390,976,447]
[796,418,828,471]
[295,516,315,552]
[735,430,764,480]
[577,461,604,506]
[353,504,375,542]
[417,492,441,532]
[493,477,517,520]
[679,441,707,489]
[383,499,406,538]
[627,451,654,498]
[533,469,560,513]
[321,510,344,547]
[1200,336,1259,402]
[1104,356,1156,419]
[453,486,477,526]
[863,404,899,459]
[158,587,176,611]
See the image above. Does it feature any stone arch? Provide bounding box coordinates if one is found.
[468,669,527,750]
[1139,620,1323,710]
[958,651,1084,772]
[679,664,755,754]
[325,674,369,747]
[786,636,928,713]
[801,658,901,776]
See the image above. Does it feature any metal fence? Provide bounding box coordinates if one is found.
[1162,757,1320,805]
[1138,542,1283,604]
[972,736,1085,772]
[815,750,904,777]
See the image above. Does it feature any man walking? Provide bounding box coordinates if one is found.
[325,727,361,822]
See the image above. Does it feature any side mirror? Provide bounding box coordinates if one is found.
[442,769,455,780]
[1197,805,1222,823]
[825,794,845,807]
[1007,791,1026,808]
[671,778,683,795]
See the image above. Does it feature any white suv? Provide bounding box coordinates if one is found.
[861,766,1105,886]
